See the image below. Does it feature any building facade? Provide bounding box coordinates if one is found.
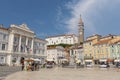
[109,38,120,59]
[83,34,102,61]
[0,26,9,65]
[45,34,78,45]
[69,46,83,64]
[93,35,119,60]
[46,46,65,64]
[0,24,47,66]
[33,38,47,64]
[84,34,120,64]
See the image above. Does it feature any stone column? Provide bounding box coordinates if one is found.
[16,57,21,66]
[18,35,22,52]
[70,50,72,57]
[8,33,14,52]
[30,38,34,54]
[25,37,28,53]
[6,55,12,66]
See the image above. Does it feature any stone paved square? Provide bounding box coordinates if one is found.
[4,67,120,80]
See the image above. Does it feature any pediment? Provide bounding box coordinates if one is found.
[19,24,30,30]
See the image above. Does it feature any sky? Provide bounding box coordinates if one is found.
[0,0,120,39]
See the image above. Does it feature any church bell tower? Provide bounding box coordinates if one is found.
[78,15,84,45]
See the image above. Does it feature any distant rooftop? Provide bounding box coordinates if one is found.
[46,34,77,38]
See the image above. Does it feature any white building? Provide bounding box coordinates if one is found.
[46,34,78,45]
[0,24,47,66]
[0,25,9,65]
[33,38,47,64]
[69,46,84,65]
[47,46,65,64]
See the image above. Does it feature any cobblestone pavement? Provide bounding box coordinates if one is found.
[3,67,120,80]
[0,77,5,80]
[0,66,21,80]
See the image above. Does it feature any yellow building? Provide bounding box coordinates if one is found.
[83,34,101,60]
[93,35,120,60]
[84,34,120,64]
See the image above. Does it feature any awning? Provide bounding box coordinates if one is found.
[114,59,120,62]
[46,59,54,61]
[24,59,34,62]
[107,59,114,62]
[33,59,41,62]
[61,59,68,61]
[99,59,107,62]
[85,60,92,62]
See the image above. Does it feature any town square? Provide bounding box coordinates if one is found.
[3,67,120,80]
[0,0,120,80]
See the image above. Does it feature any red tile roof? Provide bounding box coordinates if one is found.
[109,39,120,45]
[46,34,77,38]
[93,39,112,45]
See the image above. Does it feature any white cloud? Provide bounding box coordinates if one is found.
[65,0,97,35]
[56,6,62,22]
[64,0,120,36]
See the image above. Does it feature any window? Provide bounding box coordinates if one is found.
[3,34,7,40]
[106,48,108,53]
[112,45,114,48]
[98,49,99,53]
[112,49,114,53]
[1,57,4,59]
[2,44,5,50]
[61,40,63,43]
[89,42,91,45]
[94,50,96,54]
[90,54,92,56]
[70,40,71,43]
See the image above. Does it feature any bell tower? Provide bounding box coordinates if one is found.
[78,15,84,45]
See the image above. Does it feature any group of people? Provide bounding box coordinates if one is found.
[21,60,40,71]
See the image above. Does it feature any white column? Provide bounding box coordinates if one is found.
[18,35,22,52]
[16,57,21,66]
[30,38,34,54]
[8,33,14,52]
[25,37,28,53]
[70,50,72,57]
[6,55,12,66]
[44,44,47,56]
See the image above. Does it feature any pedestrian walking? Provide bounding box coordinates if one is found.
[20,57,25,71]
[21,63,24,71]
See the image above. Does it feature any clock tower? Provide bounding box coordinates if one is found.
[78,15,84,45]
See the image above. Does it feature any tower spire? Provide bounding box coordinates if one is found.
[79,15,84,25]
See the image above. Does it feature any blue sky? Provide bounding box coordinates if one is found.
[0,0,120,39]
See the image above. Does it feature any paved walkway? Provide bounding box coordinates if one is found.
[4,67,120,80]
[0,66,21,77]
